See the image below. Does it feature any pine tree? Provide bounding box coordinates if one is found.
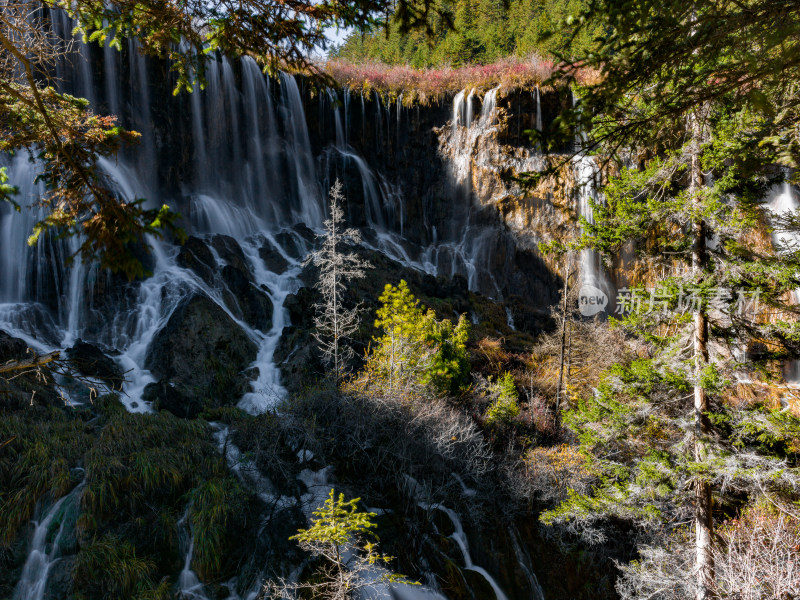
[541,99,800,598]
[485,371,521,425]
[266,489,415,599]
[553,0,800,171]
[307,180,371,383]
[364,280,470,395]
[532,4,800,596]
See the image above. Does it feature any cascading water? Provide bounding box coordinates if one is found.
[767,182,800,288]
[508,527,546,600]
[177,509,210,600]
[2,9,537,414]
[571,87,614,310]
[767,182,800,382]
[13,483,84,600]
[465,88,476,128]
[481,86,501,126]
[176,501,261,600]
[453,90,466,129]
[573,153,615,311]
[437,85,561,298]
[420,503,510,600]
[0,12,334,412]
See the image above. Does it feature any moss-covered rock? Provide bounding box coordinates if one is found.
[220,264,274,331]
[65,339,124,390]
[0,330,28,363]
[144,293,258,417]
[176,235,216,285]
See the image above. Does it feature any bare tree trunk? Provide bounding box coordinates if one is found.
[0,351,59,374]
[691,107,714,600]
[555,261,571,414]
[565,323,572,395]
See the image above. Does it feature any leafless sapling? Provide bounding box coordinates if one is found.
[306,180,371,383]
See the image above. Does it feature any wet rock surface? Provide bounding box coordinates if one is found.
[144,293,258,416]
[220,264,274,331]
[211,234,251,274]
[66,340,124,389]
[142,380,201,418]
[0,330,28,363]
[176,235,217,286]
[259,238,291,273]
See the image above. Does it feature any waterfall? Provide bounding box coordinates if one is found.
[574,154,615,312]
[397,93,403,139]
[766,182,800,382]
[2,12,552,600]
[423,503,510,600]
[0,154,47,305]
[330,89,347,149]
[374,90,384,148]
[505,307,516,331]
[2,8,545,417]
[281,73,325,226]
[177,508,210,600]
[343,87,351,145]
[0,11,340,410]
[175,503,261,600]
[453,89,466,128]
[508,527,546,600]
[465,88,476,128]
[361,90,366,144]
[480,86,501,126]
[534,86,542,132]
[767,182,800,266]
[13,483,84,600]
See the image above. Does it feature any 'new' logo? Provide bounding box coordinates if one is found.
[578,284,608,316]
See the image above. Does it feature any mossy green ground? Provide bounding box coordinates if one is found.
[0,396,263,599]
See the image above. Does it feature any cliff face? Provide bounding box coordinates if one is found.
[302,84,583,309]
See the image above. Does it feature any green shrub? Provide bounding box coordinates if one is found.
[0,406,90,546]
[189,476,249,579]
[361,280,471,395]
[266,489,414,598]
[485,372,521,425]
[73,534,170,600]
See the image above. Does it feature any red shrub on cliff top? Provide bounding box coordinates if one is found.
[322,56,596,104]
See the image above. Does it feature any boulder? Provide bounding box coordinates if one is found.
[283,287,316,329]
[211,234,251,275]
[176,236,216,285]
[66,340,124,389]
[273,326,323,391]
[43,555,75,600]
[259,238,290,274]
[292,222,317,244]
[144,293,258,415]
[142,380,202,419]
[0,330,28,363]
[220,265,273,331]
[274,231,308,260]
